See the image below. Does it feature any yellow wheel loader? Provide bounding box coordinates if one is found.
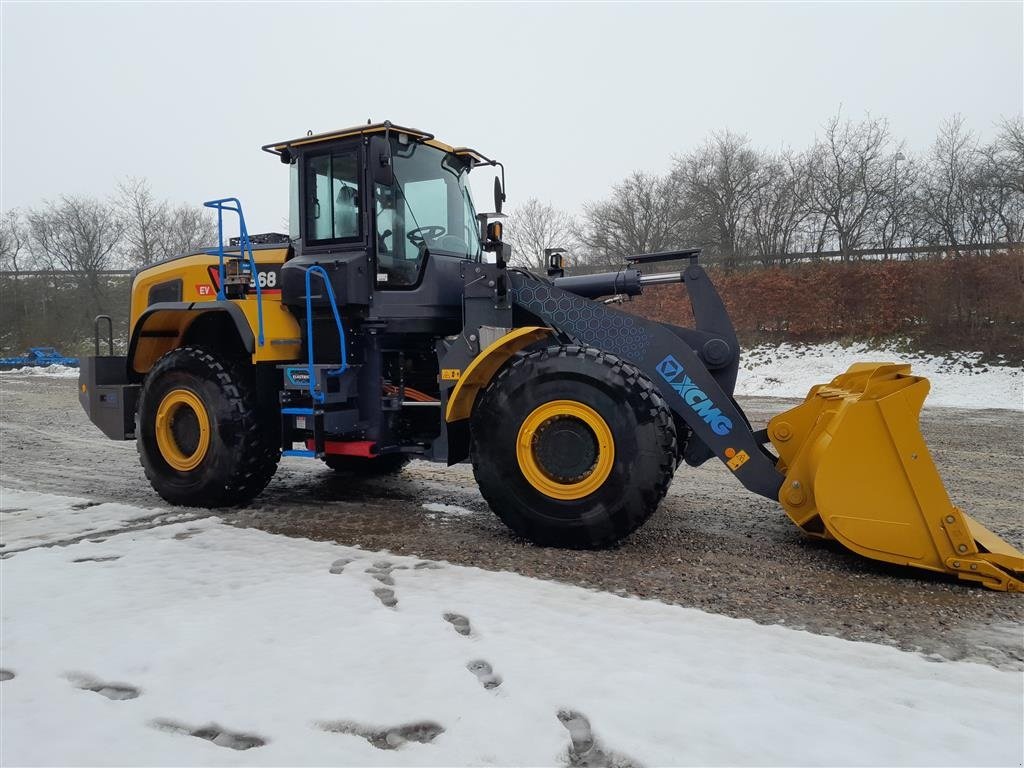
[78,122,1023,591]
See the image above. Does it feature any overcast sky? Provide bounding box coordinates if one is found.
[2,2,1021,232]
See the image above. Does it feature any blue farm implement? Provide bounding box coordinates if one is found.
[0,347,79,371]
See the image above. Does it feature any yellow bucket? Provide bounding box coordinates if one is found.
[768,363,1023,591]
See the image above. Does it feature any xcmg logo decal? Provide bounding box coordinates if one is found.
[655,355,734,436]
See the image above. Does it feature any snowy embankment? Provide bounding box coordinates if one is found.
[737,343,1022,410]
[2,488,1021,767]
[1,363,79,378]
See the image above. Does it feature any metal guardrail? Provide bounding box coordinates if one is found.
[2,242,1021,279]
[540,242,1024,276]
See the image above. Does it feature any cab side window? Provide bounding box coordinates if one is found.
[401,179,447,259]
[305,150,361,244]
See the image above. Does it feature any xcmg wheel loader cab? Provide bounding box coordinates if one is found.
[273,123,490,333]
[76,120,1024,591]
[264,122,511,469]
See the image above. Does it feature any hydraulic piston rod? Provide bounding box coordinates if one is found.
[639,271,686,287]
[554,269,685,299]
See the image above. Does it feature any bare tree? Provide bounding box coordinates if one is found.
[162,204,217,258]
[116,177,169,268]
[976,118,1024,243]
[576,172,686,267]
[0,209,34,325]
[503,198,575,270]
[117,178,216,266]
[674,130,763,268]
[873,151,918,253]
[0,209,29,273]
[26,196,124,305]
[918,115,997,251]
[994,117,1024,192]
[746,152,809,264]
[806,113,896,260]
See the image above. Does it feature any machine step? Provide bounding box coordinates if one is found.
[282,449,317,458]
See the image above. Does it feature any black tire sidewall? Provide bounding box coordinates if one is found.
[138,349,258,505]
[472,347,675,547]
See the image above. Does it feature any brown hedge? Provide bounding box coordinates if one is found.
[627,251,1024,360]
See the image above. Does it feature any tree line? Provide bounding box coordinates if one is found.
[505,113,1024,270]
[0,178,215,277]
[0,180,214,354]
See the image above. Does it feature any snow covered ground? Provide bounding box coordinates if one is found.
[737,343,1021,410]
[2,488,1022,767]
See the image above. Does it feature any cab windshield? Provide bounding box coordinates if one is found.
[375,140,481,286]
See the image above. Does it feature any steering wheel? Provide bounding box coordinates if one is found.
[407,225,446,247]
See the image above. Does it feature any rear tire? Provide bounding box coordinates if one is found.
[137,346,279,507]
[471,345,676,548]
[322,453,410,475]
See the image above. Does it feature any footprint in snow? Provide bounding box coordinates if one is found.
[172,528,203,541]
[0,669,14,682]
[151,719,265,750]
[329,557,354,574]
[71,501,101,510]
[414,561,443,570]
[68,673,140,700]
[367,559,407,574]
[466,659,502,690]
[318,719,444,750]
[367,559,410,589]
[443,612,472,636]
[558,710,641,768]
[373,587,398,608]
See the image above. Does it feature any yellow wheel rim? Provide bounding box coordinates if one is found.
[155,388,210,472]
[516,400,615,501]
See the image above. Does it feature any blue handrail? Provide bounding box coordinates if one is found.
[202,197,264,346]
[304,265,348,403]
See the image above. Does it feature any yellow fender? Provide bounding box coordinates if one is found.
[769,363,1023,591]
[445,327,554,422]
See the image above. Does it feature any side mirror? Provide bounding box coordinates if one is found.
[546,248,567,278]
[370,136,394,187]
[494,176,505,215]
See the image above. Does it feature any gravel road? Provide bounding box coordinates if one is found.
[2,374,1022,669]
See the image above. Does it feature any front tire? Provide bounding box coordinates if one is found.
[137,346,279,507]
[471,345,676,548]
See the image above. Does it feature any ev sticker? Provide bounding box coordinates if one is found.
[656,354,734,436]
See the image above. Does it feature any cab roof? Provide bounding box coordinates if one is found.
[261,121,491,165]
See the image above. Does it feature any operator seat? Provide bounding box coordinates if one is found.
[334,185,359,237]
